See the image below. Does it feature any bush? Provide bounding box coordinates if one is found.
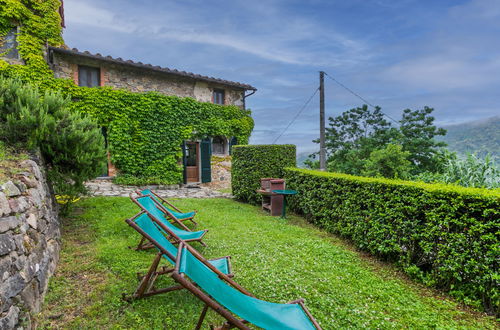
[0,76,106,206]
[362,144,411,179]
[285,168,500,315]
[232,145,296,204]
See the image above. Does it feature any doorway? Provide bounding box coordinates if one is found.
[185,142,200,183]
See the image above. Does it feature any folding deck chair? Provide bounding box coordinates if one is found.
[138,189,198,226]
[124,211,232,301]
[130,195,208,249]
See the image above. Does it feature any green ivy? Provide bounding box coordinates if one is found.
[285,167,500,316]
[0,1,254,184]
[232,145,296,204]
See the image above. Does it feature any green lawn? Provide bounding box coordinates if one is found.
[36,197,497,329]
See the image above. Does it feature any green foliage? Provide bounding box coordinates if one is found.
[0,0,64,72]
[399,106,447,173]
[415,153,499,189]
[323,105,395,175]
[0,76,106,205]
[1,1,254,184]
[315,104,447,176]
[37,197,498,328]
[232,144,296,204]
[362,144,411,179]
[285,168,500,315]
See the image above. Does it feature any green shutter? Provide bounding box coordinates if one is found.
[200,138,212,183]
[181,141,187,184]
[229,136,238,155]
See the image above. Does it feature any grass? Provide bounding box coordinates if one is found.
[36,197,498,329]
[0,142,29,184]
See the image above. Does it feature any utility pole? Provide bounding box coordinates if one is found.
[319,71,326,171]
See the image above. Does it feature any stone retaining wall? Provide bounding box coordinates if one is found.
[0,159,60,329]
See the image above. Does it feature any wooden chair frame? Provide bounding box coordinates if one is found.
[123,212,232,301]
[171,242,322,330]
[130,194,208,249]
[136,189,198,226]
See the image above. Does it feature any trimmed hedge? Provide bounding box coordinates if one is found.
[232,145,296,204]
[285,168,500,315]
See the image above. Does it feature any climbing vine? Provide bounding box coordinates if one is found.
[0,0,254,184]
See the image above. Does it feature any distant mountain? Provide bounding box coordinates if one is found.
[297,151,316,168]
[439,116,500,161]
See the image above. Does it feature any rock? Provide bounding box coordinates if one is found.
[0,216,21,233]
[21,280,40,312]
[19,175,38,189]
[0,256,11,277]
[26,214,37,229]
[8,197,30,214]
[0,306,19,329]
[14,181,27,194]
[0,234,14,256]
[1,273,25,299]
[20,160,41,180]
[1,181,21,197]
[0,193,10,217]
[27,188,42,208]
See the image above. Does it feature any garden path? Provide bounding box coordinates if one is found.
[85,179,231,198]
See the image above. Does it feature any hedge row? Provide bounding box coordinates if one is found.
[285,168,499,315]
[232,145,296,204]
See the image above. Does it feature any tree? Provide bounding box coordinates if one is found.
[398,107,447,173]
[362,144,411,179]
[322,104,397,175]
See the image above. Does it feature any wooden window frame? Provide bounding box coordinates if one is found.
[212,89,225,105]
[78,65,101,87]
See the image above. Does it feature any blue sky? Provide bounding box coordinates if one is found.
[63,0,500,154]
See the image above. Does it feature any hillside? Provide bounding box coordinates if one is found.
[439,116,500,160]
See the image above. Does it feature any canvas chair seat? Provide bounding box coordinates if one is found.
[134,213,229,274]
[134,195,207,243]
[140,189,197,222]
[177,247,317,330]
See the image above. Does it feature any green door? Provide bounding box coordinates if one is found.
[200,138,212,183]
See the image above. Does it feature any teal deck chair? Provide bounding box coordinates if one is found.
[124,212,231,300]
[138,189,197,227]
[172,242,322,330]
[131,195,208,249]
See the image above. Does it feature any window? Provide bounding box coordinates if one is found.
[212,136,226,155]
[213,89,225,105]
[78,65,100,87]
[0,27,19,59]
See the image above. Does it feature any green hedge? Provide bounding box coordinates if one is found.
[232,145,296,204]
[285,168,500,315]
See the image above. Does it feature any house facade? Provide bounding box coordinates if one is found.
[46,48,255,185]
[1,2,256,185]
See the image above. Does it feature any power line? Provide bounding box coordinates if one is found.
[272,87,319,144]
[323,72,400,125]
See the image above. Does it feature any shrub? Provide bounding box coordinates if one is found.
[0,76,106,206]
[362,144,411,179]
[285,168,500,315]
[232,145,296,204]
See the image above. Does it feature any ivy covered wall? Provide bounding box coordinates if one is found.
[0,0,254,184]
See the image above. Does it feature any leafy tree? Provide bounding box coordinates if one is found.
[321,104,396,175]
[310,104,447,176]
[362,144,411,179]
[398,107,447,173]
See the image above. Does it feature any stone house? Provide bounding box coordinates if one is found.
[1,2,256,186]
[45,47,257,184]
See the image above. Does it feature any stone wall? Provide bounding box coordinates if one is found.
[0,159,60,329]
[51,53,245,108]
[206,155,232,189]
